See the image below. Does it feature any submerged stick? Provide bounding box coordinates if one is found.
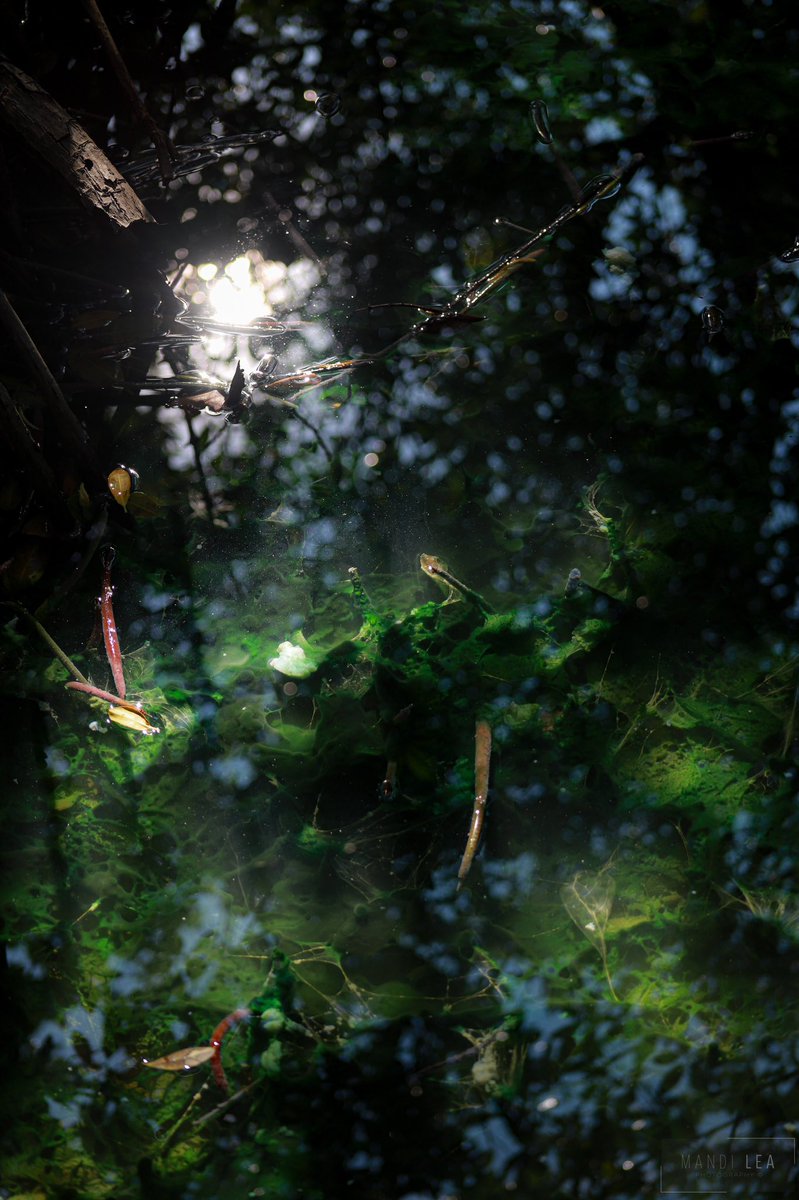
[457,720,492,886]
[0,382,64,515]
[7,603,91,686]
[0,289,97,473]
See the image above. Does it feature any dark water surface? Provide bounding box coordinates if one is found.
[2,2,798,1197]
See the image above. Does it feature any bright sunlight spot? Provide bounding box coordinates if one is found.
[208,254,268,325]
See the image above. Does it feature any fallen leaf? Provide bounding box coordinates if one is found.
[142,1045,216,1072]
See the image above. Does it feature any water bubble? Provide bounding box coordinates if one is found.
[578,173,621,211]
[700,305,725,339]
[315,92,341,117]
[529,99,553,144]
[251,352,277,385]
[186,85,205,101]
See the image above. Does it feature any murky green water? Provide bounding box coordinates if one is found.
[2,2,799,1197]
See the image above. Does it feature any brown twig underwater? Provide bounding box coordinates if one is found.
[457,720,492,887]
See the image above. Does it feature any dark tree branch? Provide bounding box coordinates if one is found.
[0,58,153,228]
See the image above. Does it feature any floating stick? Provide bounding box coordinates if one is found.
[457,720,492,886]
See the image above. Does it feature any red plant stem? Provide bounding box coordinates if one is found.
[457,720,492,886]
[209,1008,251,1093]
[64,680,144,714]
[100,547,126,699]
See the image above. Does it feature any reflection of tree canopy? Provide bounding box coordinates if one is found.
[7,0,795,611]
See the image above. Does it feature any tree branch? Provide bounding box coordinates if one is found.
[0,58,153,228]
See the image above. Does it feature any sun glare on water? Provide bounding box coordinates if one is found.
[175,250,327,372]
[198,254,269,325]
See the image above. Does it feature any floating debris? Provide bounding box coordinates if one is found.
[602,246,637,275]
[143,1046,216,1072]
[529,99,553,144]
[565,567,582,596]
[457,720,493,886]
[122,130,279,186]
[778,235,799,264]
[314,92,341,117]
[689,130,754,147]
[379,154,641,346]
[174,313,288,338]
[224,363,248,419]
[268,639,318,678]
[366,301,486,333]
[107,464,139,510]
[700,305,725,340]
[106,704,162,735]
[139,369,225,392]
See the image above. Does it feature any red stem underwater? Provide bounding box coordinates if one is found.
[209,1008,251,1092]
[100,546,126,699]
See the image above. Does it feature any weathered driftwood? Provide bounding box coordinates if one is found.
[0,59,153,228]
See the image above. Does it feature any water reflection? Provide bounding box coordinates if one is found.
[3,0,799,1195]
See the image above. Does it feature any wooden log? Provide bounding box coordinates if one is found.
[0,59,153,229]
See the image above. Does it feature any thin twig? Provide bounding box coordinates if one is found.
[82,0,174,182]
[262,190,324,269]
[155,1082,210,1154]
[0,381,65,515]
[781,682,798,759]
[192,1082,256,1130]
[0,289,97,474]
[184,412,216,521]
[457,720,492,887]
[290,405,334,466]
[6,602,91,685]
[34,509,108,620]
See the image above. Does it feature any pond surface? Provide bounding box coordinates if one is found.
[1,2,798,1198]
